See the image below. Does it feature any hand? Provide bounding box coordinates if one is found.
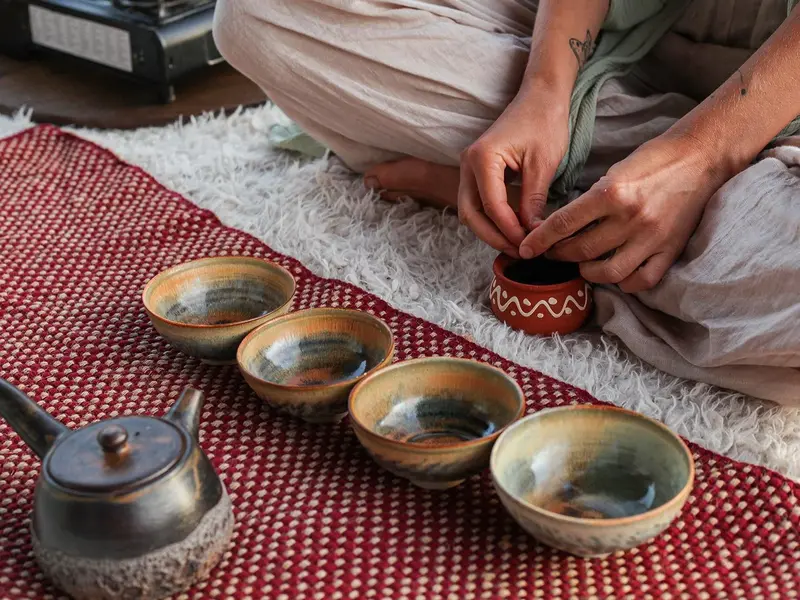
[519,133,730,292]
[457,88,570,256]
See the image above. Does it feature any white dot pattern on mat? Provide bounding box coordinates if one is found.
[0,126,797,600]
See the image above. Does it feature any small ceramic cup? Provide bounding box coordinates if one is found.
[237,308,394,423]
[489,254,592,335]
[349,357,525,490]
[490,405,695,558]
[142,256,296,364]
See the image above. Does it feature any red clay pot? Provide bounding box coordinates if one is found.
[489,254,592,335]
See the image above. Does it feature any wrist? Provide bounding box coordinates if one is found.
[659,128,741,191]
[665,67,777,182]
[515,71,573,119]
[666,125,748,185]
[520,63,575,96]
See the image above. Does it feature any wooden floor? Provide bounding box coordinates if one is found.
[0,53,266,129]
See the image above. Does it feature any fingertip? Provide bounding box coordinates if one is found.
[524,217,544,232]
[578,261,597,281]
[519,245,534,260]
[485,211,527,247]
[508,229,527,248]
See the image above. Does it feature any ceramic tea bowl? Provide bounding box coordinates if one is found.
[143,256,296,364]
[237,308,394,423]
[142,256,296,364]
[491,405,694,557]
[490,253,592,335]
[349,357,525,490]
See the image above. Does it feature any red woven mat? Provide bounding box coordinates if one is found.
[0,125,797,600]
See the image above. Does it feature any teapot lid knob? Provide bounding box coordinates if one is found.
[97,425,128,453]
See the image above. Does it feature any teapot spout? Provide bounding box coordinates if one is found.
[165,387,204,439]
[0,378,70,459]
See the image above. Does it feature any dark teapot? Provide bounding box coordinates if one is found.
[0,378,234,600]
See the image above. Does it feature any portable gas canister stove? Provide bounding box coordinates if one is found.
[0,0,221,103]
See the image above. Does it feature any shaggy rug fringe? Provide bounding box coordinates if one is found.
[1,107,798,481]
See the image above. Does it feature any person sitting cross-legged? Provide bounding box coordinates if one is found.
[213,0,800,403]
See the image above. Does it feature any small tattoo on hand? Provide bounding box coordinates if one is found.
[569,30,596,68]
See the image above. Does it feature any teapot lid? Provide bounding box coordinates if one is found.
[46,416,186,494]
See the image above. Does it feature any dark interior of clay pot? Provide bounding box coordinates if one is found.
[504,257,580,286]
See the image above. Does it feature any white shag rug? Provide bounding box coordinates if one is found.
[2,106,798,482]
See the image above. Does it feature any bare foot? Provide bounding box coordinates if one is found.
[364,157,521,211]
[364,157,460,209]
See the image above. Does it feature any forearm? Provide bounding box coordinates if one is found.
[519,0,610,106]
[667,5,800,180]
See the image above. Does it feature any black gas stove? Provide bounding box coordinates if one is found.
[0,0,220,103]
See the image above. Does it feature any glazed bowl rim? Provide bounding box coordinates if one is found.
[490,405,695,527]
[493,253,587,293]
[348,356,526,453]
[236,307,395,392]
[142,255,297,330]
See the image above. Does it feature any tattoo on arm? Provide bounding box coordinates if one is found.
[737,69,747,96]
[569,30,596,69]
